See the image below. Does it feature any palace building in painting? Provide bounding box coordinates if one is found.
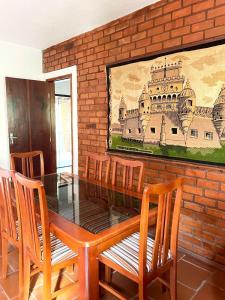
[115,60,225,149]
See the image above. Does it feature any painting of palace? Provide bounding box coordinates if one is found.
[108,43,225,164]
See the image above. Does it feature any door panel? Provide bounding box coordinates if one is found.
[29,80,55,174]
[6,78,30,153]
[6,77,56,174]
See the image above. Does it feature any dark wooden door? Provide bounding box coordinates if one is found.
[6,77,56,174]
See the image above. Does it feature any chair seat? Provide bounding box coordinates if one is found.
[16,221,77,264]
[44,233,78,264]
[99,232,171,276]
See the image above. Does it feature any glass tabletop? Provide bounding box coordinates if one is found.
[40,173,156,234]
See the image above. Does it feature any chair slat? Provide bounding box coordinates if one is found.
[84,153,110,183]
[10,150,45,178]
[111,156,144,192]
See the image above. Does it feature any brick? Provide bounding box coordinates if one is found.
[109,47,121,56]
[184,201,204,212]
[131,47,146,57]
[148,25,164,36]
[183,31,204,44]
[207,171,225,182]
[183,192,194,201]
[205,24,225,38]
[132,31,147,42]
[207,207,225,219]
[152,31,170,43]
[123,25,137,36]
[93,31,104,40]
[218,201,225,210]
[193,0,215,13]
[172,6,192,19]
[192,19,214,32]
[118,36,131,45]
[184,185,203,195]
[136,38,151,48]
[111,31,123,41]
[197,179,219,190]
[185,169,206,178]
[138,20,154,31]
[163,1,182,14]
[154,13,172,26]
[183,0,203,5]
[216,0,225,4]
[164,37,182,48]
[50,49,56,56]
[185,12,206,25]
[195,195,217,207]
[105,41,117,50]
[208,5,225,18]
[115,21,129,31]
[146,7,163,19]
[205,189,225,201]
[171,26,190,37]
[165,18,184,31]
[104,26,115,36]
[215,15,225,26]
[116,52,130,61]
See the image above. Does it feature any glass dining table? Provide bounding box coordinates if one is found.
[40,173,158,300]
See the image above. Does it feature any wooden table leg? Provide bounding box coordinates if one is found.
[78,245,99,300]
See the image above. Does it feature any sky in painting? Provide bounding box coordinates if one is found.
[110,43,225,124]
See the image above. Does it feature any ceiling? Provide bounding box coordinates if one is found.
[0,0,159,50]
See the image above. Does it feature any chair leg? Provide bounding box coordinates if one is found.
[105,266,112,283]
[18,244,23,299]
[170,263,177,300]
[23,256,31,300]
[138,282,147,300]
[43,268,51,300]
[2,237,8,279]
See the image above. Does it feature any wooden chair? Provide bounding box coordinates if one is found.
[10,150,44,178]
[111,156,144,192]
[84,153,110,183]
[14,172,78,300]
[99,178,184,300]
[0,168,23,286]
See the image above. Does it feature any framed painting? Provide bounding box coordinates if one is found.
[107,40,225,165]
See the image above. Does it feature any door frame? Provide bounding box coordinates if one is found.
[42,66,78,174]
[48,74,73,173]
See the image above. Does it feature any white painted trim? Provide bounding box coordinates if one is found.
[42,66,78,175]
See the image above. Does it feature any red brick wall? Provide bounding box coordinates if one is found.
[43,0,225,264]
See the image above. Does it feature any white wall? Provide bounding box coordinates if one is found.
[0,40,42,168]
[0,41,78,174]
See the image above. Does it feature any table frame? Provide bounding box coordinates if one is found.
[47,175,157,300]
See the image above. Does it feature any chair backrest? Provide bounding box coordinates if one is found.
[85,153,110,183]
[139,178,184,279]
[10,151,44,178]
[14,172,51,265]
[111,156,144,192]
[0,168,17,241]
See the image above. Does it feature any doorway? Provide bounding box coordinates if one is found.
[54,78,73,173]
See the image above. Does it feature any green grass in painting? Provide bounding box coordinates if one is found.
[111,134,225,164]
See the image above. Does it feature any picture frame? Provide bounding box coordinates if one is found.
[107,40,225,166]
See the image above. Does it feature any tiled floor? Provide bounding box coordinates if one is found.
[0,247,225,300]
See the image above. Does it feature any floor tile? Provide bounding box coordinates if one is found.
[207,269,225,290]
[182,254,216,273]
[112,271,138,298]
[147,280,195,300]
[177,259,211,289]
[0,290,8,300]
[30,270,77,300]
[0,271,19,299]
[193,282,225,300]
